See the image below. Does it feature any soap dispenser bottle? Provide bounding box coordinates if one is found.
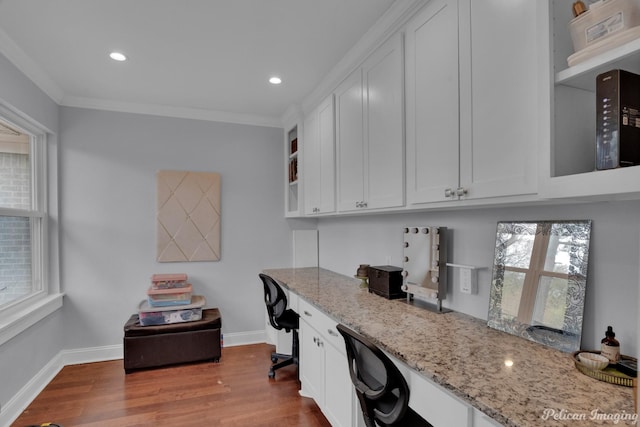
[600,326,620,362]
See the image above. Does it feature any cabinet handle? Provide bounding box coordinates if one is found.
[456,187,468,197]
[444,188,454,198]
[327,329,339,337]
[355,201,361,208]
[361,201,367,208]
[304,310,312,317]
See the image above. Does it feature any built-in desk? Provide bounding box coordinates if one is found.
[264,267,635,427]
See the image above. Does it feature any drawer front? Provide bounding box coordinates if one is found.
[298,298,344,353]
[407,369,471,427]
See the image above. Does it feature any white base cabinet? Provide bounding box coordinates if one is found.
[297,294,503,427]
[298,299,355,427]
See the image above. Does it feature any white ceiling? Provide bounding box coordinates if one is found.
[0,0,401,127]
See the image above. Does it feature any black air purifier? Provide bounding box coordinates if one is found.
[596,69,640,170]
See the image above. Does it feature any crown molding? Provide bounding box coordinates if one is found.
[0,1,426,130]
[0,27,283,128]
[61,96,283,128]
[0,27,65,103]
[300,0,426,115]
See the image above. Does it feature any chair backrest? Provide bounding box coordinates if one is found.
[337,323,410,427]
[259,273,290,331]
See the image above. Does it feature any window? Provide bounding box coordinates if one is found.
[0,104,61,346]
[0,123,34,306]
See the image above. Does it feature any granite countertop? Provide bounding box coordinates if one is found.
[263,267,636,427]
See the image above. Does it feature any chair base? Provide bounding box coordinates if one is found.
[268,330,299,379]
[268,352,296,378]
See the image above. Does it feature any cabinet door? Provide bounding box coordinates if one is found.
[363,32,405,209]
[299,320,325,406]
[458,0,537,199]
[405,0,460,204]
[323,341,353,427]
[335,68,365,212]
[303,95,336,215]
[303,108,321,215]
[317,95,336,213]
[473,408,503,427]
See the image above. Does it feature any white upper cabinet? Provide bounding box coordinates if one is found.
[303,94,336,215]
[540,0,640,199]
[289,0,640,216]
[458,0,538,200]
[405,0,460,204]
[406,0,539,205]
[336,32,405,212]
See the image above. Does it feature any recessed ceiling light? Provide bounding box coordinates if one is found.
[109,52,127,61]
[269,76,282,85]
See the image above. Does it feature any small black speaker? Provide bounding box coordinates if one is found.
[596,69,640,170]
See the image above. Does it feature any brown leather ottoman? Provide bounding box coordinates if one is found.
[123,308,221,373]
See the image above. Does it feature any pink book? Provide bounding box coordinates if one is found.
[151,273,187,283]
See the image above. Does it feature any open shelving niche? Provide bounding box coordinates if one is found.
[285,124,300,216]
[543,0,640,200]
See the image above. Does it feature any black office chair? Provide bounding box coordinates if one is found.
[259,273,299,379]
[337,324,433,427]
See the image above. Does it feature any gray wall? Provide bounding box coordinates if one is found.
[58,107,291,349]
[317,201,640,355]
[0,52,62,415]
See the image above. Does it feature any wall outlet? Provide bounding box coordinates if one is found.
[459,267,476,294]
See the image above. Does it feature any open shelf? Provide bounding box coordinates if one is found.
[556,35,640,90]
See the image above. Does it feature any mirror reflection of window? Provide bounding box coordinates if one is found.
[501,271,525,319]
[532,276,569,330]
[488,220,592,352]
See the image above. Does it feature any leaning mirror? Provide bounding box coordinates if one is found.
[487,220,592,352]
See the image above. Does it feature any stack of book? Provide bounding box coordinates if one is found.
[137,273,206,326]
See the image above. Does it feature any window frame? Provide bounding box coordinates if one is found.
[0,102,62,346]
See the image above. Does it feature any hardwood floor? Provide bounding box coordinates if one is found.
[12,344,331,427]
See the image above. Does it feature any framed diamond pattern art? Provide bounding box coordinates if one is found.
[156,170,221,262]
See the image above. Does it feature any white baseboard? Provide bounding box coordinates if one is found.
[0,344,121,427]
[222,330,266,347]
[1,351,64,427]
[60,344,123,366]
[1,331,269,427]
